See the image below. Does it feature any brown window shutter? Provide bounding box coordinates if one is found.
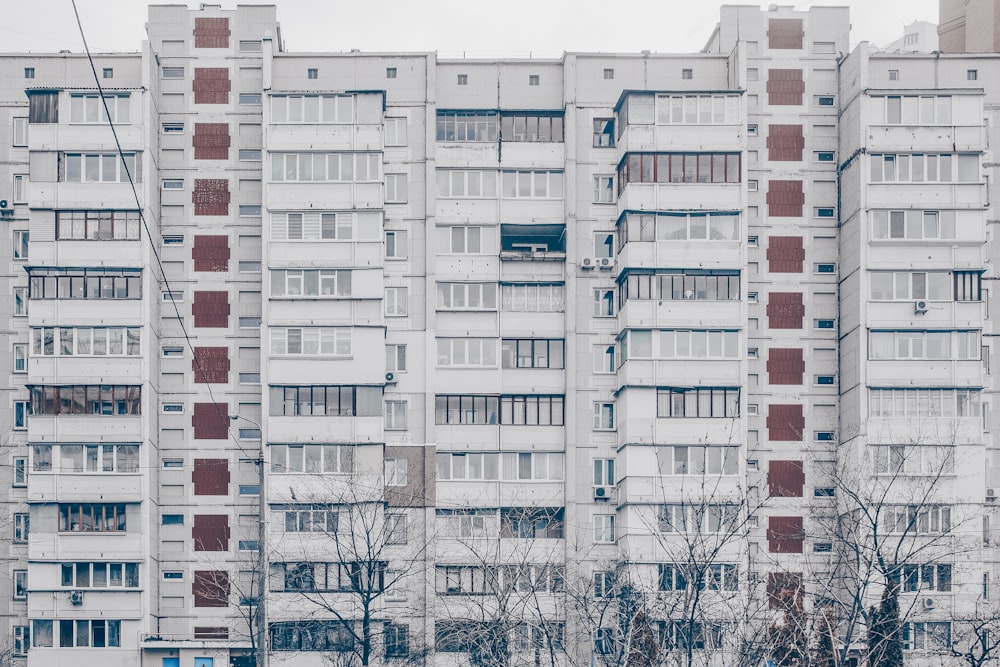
[192,179,230,216]
[766,235,805,273]
[193,514,230,551]
[766,180,805,217]
[193,457,230,494]
[193,570,230,608]
[767,516,805,553]
[193,67,231,105]
[766,69,805,105]
[193,123,231,161]
[192,404,231,441]
[768,19,804,50]
[194,17,231,49]
[767,347,805,385]
[192,235,231,272]
[766,292,805,329]
[768,460,805,497]
[766,124,805,162]
[767,572,803,609]
[767,404,805,442]
[192,291,230,328]
[193,346,231,384]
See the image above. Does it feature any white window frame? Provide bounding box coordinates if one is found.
[593,175,614,203]
[385,287,408,316]
[13,343,27,373]
[385,117,407,146]
[594,514,615,543]
[593,402,615,430]
[385,400,407,430]
[385,173,408,203]
[12,117,27,147]
[386,344,407,372]
[385,230,408,258]
[385,458,408,486]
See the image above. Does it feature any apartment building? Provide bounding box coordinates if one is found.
[0,3,996,667]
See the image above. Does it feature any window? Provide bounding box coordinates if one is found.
[268,385,382,417]
[447,225,483,252]
[58,503,127,532]
[274,506,339,534]
[594,515,615,543]
[872,445,955,475]
[270,269,351,297]
[593,403,615,430]
[12,117,27,147]
[27,91,56,123]
[888,69,899,81]
[501,339,563,369]
[603,68,614,79]
[385,458,408,486]
[891,564,953,592]
[870,153,979,183]
[955,271,982,301]
[435,395,565,425]
[239,93,262,105]
[748,179,758,191]
[437,170,498,197]
[63,152,138,183]
[385,230,407,258]
[161,403,184,414]
[29,385,142,415]
[385,623,409,658]
[13,456,26,486]
[270,152,380,182]
[621,329,739,359]
[500,508,563,538]
[594,344,616,373]
[162,179,183,189]
[385,401,407,430]
[56,211,141,241]
[12,343,27,374]
[24,67,34,79]
[594,458,615,486]
[528,75,540,86]
[162,122,184,133]
[270,210,367,240]
[869,271,952,301]
[385,117,407,146]
[681,68,693,79]
[161,514,184,525]
[656,445,739,475]
[162,67,184,79]
[968,69,978,81]
[593,118,615,147]
[387,344,407,372]
[501,283,564,311]
[438,338,497,367]
[501,170,563,198]
[239,316,261,328]
[618,271,740,303]
[815,151,835,162]
[32,328,140,358]
[869,388,981,418]
[436,451,564,482]
[871,210,956,240]
[500,112,563,142]
[457,74,468,85]
[594,176,614,203]
[307,68,318,79]
[881,505,952,535]
[386,67,397,78]
[869,330,979,360]
[658,504,738,533]
[594,289,615,317]
[386,514,407,544]
[816,96,835,106]
[13,513,28,543]
[617,153,741,189]
[14,401,27,429]
[748,123,758,136]
[239,373,260,384]
[238,149,261,161]
[386,174,408,203]
[239,205,262,217]
[658,563,738,591]
[437,282,497,310]
[657,388,740,417]
[12,570,26,600]
[270,327,351,356]
[70,94,130,124]
[595,628,616,655]
[436,111,497,142]
[270,445,356,474]
[13,174,27,202]
[194,659,214,667]
[881,95,954,125]
[903,622,951,650]
[13,626,28,656]
[385,287,408,316]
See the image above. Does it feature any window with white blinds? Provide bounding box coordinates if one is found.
[271,211,373,241]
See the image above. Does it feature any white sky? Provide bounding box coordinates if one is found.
[3,1,939,56]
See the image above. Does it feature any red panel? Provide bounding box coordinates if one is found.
[768,516,805,553]
[767,347,805,385]
[768,460,805,497]
[766,180,805,217]
[766,235,805,273]
[767,404,805,442]
[768,19,804,50]
[194,17,230,49]
[193,179,230,216]
[192,403,231,441]
[193,514,230,551]
[192,235,230,272]
[767,572,803,609]
[193,457,230,494]
[192,290,230,328]
[766,292,805,329]
[193,67,231,104]
[193,346,230,384]
[193,122,230,160]
[766,69,805,105]
[193,570,229,608]
[766,124,804,162]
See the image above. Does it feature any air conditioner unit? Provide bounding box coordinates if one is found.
[581,257,596,270]
[384,372,397,385]
[0,200,8,209]
[914,299,929,314]
[598,257,615,270]
[922,597,936,610]
[593,485,615,501]
[987,488,996,502]
[69,590,84,605]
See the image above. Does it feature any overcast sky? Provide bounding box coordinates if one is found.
[3,1,939,56]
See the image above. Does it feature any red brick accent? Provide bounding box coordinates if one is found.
[767,572,803,610]
[768,19,804,50]
[192,291,230,328]
[767,236,805,273]
[768,516,805,553]
[192,404,230,441]
[766,124,805,161]
[767,292,805,329]
[193,179,230,216]
[767,348,805,385]
[766,69,805,105]
[767,404,805,442]
[767,180,805,217]
[193,457,230,493]
[193,67,231,104]
[193,123,231,160]
[768,460,805,497]
[193,514,230,551]
[192,235,230,272]
[193,570,229,607]
[194,17,230,49]
[193,346,230,384]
